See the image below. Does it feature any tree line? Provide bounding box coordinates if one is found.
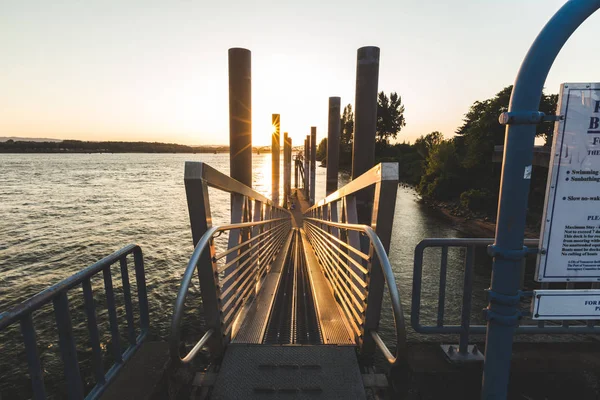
[0,140,227,153]
[316,86,558,227]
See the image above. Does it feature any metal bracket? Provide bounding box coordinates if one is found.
[482,308,521,326]
[485,288,521,306]
[440,344,484,363]
[487,244,536,260]
[498,111,564,125]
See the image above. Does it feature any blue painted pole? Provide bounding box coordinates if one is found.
[482,1,600,398]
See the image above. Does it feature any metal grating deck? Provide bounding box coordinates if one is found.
[233,231,294,343]
[210,344,366,399]
[299,229,354,345]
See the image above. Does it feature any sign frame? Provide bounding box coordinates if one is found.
[536,82,600,282]
[531,289,600,320]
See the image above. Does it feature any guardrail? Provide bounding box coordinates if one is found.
[0,244,149,400]
[412,238,600,360]
[303,162,405,365]
[171,161,292,364]
[304,219,406,366]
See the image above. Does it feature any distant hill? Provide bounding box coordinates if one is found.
[0,136,62,142]
[0,139,223,153]
[0,139,305,154]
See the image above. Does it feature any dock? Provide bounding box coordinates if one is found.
[3,7,600,397]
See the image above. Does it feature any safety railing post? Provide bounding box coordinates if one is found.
[253,200,263,294]
[184,162,225,357]
[360,165,403,363]
[459,246,475,356]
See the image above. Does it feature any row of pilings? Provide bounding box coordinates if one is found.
[226,46,380,221]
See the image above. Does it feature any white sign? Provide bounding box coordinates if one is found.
[536,83,600,282]
[531,289,600,320]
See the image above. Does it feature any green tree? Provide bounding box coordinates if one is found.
[418,140,464,200]
[414,131,443,160]
[376,91,406,144]
[316,138,327,162]
[340,104,354,167]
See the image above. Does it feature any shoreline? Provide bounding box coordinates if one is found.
[420,198,540,239]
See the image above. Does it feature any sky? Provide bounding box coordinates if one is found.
[2,0,600,146]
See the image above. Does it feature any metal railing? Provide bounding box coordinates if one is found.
[0,244,149,400]
[303,162,406,366]
[170,161,292,364]
[412,238,600,358]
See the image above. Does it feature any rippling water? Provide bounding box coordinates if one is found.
[1,153,500,399]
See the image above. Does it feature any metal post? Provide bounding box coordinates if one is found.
[294,152,299,189]
[352,46,379,224]
[228,48,252,188]
[326,97,341,195]
[482,2,600,399]
[305,135,310,198]
[284,133,292,207]
[360,164,403,363]
[310,127,316,205]
[272,114,280,205]
[184,162,225,357]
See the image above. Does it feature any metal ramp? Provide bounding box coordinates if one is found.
[170,161,404,399]
[210,344,366,399]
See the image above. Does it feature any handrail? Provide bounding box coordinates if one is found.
[185,161,292,214]
[304,162,398,212]
[0,244,149,400]
[411,237,600,342]
[170,217,291,365]
[304,217,406,366]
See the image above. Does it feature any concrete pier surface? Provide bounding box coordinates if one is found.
[100,330,600,399]
[403,341,600,399]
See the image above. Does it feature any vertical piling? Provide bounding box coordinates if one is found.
[351,46,382,364]
[326,97,341,195]
[283,132,291,207]
[304,135,310,198]
[351,46,380,223]
[228,48,252,188]
[310,127,317,205]
[294,149,299,189]
[272,114,280,205]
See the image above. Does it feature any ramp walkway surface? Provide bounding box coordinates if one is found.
[210,344,366,399]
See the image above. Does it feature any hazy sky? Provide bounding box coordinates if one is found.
[2,0,600,146]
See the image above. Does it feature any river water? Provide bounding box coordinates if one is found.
[0,153,501,398]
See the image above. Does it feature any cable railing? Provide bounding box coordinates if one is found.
[0,245,149,400]
[170,161,292,365]
[412,238,600,360]
[303,162,406,366]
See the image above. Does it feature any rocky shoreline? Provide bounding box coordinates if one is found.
[419,198,540,239]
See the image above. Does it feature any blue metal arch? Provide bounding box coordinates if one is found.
[484,1,600,399]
